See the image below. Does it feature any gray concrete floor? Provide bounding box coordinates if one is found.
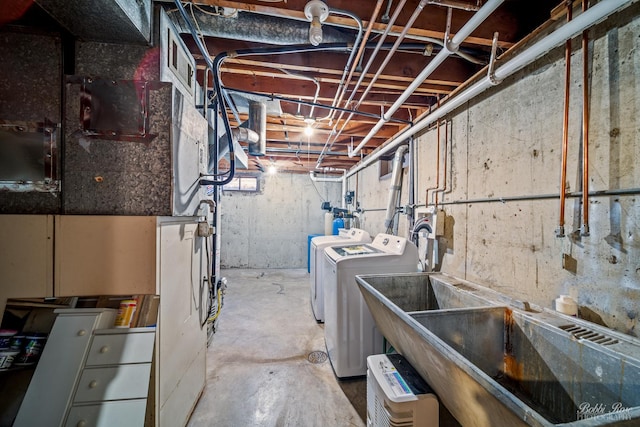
[187,268,367,427]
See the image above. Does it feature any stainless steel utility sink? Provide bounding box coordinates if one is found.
[355,272,640,427]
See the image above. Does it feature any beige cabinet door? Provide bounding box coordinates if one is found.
[0,214,54,313]
[54,216,158,296]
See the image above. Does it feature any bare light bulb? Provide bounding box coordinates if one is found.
[309,17,323,46]
[304,125,314,136]
[304,0,329,47]
[268,165,277,175]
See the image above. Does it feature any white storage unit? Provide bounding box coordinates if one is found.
[324,233,418,378]
[66,328,155,427]
[367,353,439,427]
[14,308,157,427]
[309,228,371,322]
[1,215,207,427]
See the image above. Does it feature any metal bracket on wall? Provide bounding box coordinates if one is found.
[68,76,167,142]
[0,119,60,192]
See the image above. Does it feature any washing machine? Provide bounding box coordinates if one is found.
[309,228,371,322]
[324,233,418,378]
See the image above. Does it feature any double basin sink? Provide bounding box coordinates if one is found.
[355,272,640,426]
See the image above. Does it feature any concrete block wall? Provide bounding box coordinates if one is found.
[350,7,639,336]
[220,173,341,268]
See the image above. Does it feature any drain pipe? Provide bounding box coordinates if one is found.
[384,145,409,234]
[349,0,506,158]
[345,0,635,179]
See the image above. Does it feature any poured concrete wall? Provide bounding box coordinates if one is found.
[351,8,639,336]
[220,173,341,268]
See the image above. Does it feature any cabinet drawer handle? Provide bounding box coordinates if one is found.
[89,380,98,389]
[77,420,87,427]
[77,329,86,336]
[99,346,109,354]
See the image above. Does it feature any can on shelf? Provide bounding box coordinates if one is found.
[14,333,47,366]
[114,299,137,328]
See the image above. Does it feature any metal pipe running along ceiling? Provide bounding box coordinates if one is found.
[346,0,637,179]
[348,0,507,158]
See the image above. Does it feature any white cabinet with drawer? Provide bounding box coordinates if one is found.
[13,309,118,427]
[67,327,156,426]
[86,329,155,366]
[65,399,149,427]
[14,310,156,427]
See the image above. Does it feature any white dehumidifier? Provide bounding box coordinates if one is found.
[367,354,439,427]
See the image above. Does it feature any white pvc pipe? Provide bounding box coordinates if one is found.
[349,0,506,157]
[309,171,347,208]
[347,0,635,177]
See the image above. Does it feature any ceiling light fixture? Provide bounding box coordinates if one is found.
[304,125,314,137]
[304,117,315,136]
[267,158,278,175]
[304,0,329,46]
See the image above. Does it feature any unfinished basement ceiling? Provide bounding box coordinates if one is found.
[6,0,565,176]
[167,0,563,174]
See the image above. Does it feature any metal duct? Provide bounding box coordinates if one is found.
[248,101,266,156]
[384,145,408,233]
[170,7,351,45]
[210,127,253,171]
[35,0,152,43]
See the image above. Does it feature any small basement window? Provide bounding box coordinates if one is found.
[222,176,259,192]
[378,151,408,180]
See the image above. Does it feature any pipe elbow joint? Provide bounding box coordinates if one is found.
[488,72,502,86]
[445,41,459,55]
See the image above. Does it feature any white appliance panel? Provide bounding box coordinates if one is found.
[324,233,418,378]
[309,229,371,322]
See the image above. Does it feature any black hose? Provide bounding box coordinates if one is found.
[174,0,236,186]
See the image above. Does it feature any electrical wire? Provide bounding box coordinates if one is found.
[309,177,328,203]
[207,287,223,323]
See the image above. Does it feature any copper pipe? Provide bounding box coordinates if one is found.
[557,1,572,238]
[435,118,449,207]
[581,0,590,236]
[425,103,440,207]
